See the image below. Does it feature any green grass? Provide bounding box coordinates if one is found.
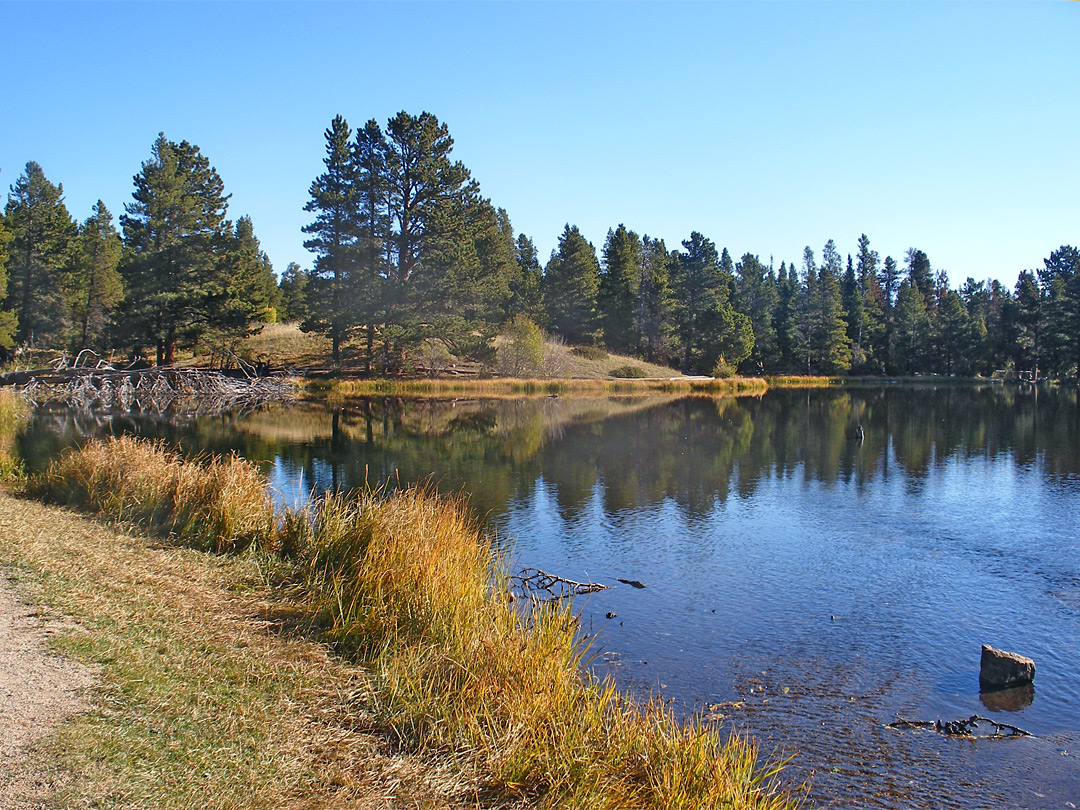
[31,437,798,810]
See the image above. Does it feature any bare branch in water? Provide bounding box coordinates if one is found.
[509,567,610,603]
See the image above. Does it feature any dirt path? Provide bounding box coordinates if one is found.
[0,572,95,809]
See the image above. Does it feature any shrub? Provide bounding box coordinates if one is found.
[571,345,608,361]
[495,315,545,377]
[711,357,737,378]
[609,364,648,379]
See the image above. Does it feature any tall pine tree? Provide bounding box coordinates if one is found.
[543,224,600,345]
[70,200,123,350]
[4,161,77,347]
[597,224,641,353]
[302,115,361,365]
[119,134,231,365]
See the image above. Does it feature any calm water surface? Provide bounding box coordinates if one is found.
[20,386,1080,808]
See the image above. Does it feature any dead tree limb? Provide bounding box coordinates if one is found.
[887,714,1031,738]
[509,567,610,603]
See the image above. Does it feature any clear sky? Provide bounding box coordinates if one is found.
[2,1,1076,288]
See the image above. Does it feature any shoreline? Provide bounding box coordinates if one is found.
[0,432,798,809]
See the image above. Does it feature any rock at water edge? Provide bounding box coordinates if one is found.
[980,644,1035,691]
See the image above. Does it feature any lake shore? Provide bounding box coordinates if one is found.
[0,425,797,809]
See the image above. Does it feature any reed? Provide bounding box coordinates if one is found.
[34,437,797,809]
[35,436,274,553]
[0,387,27,480]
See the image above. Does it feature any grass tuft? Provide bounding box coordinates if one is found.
[0,388,28,481]
[34,437,274,553]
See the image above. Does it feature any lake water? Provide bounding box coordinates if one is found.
[18,386,1080,808]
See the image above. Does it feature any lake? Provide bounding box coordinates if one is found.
[18,385,1080,808]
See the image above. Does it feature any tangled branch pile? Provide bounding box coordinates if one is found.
[11,368,295,414]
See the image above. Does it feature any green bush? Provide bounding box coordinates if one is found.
[571,345,608,361]
[711,357,737,378]
[609,364,648,379]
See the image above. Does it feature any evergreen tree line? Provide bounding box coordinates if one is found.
[3,112,1078,378]
[0,136,278,364]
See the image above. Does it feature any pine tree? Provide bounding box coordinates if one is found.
[381,111,488,367]
[352,118,390,371]
[878,255,900,372]
[814,239,852,374]
[119,134,231,365]
[855,234,886,373]
[302,115,361,365]
[670,231,722,372]
[893,280,930,374]
[774,261,798,371]
[1037,245,1080,377]
[1013,270,1043,377]
[277,262,309,322]
[4,161,77,347]
[207,215,279,357]
[932,289,975,375]
[509,234,543,322]
[791,247,819,374]
[597,224,641,353]
[906,248,934,308]
[670,233,752,374]
[735,252,779,373]
[70,200,123,350]
[0,218,16,350]
[842,253,865,369]
[635,236,671,361]
[543,224,600,345]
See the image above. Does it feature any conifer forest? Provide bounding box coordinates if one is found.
[2,112,1077,379]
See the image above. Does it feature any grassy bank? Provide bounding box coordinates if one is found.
[25,436,796,809]
[304,375,769,399]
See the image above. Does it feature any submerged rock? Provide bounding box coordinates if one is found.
[980,644,1035,691]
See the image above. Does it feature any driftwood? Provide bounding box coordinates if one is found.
[887,714,1031,739]
[7,367,296,415]
[509,567,610,603]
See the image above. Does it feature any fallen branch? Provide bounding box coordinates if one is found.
[887,714,1031,738]
[509,567,609,603]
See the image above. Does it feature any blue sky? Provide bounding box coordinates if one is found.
[2,1,1076,288]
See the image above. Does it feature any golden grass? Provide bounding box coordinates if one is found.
[34,437,274,553]
[305,376,769,399]
[30,438,799,810]
[763,376,838,388]
[0,388,28,480]
[235,321,333,368]
[293,489,794,809]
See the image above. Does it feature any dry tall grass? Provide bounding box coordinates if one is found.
[34,438,798,810]
[0,388,27,480]
[35,437,274,553]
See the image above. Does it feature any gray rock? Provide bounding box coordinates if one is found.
[980,644,1035,691]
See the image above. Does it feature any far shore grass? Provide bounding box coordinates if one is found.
[0,392,799,810]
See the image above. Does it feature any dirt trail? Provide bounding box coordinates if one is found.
[0,572,95,809]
